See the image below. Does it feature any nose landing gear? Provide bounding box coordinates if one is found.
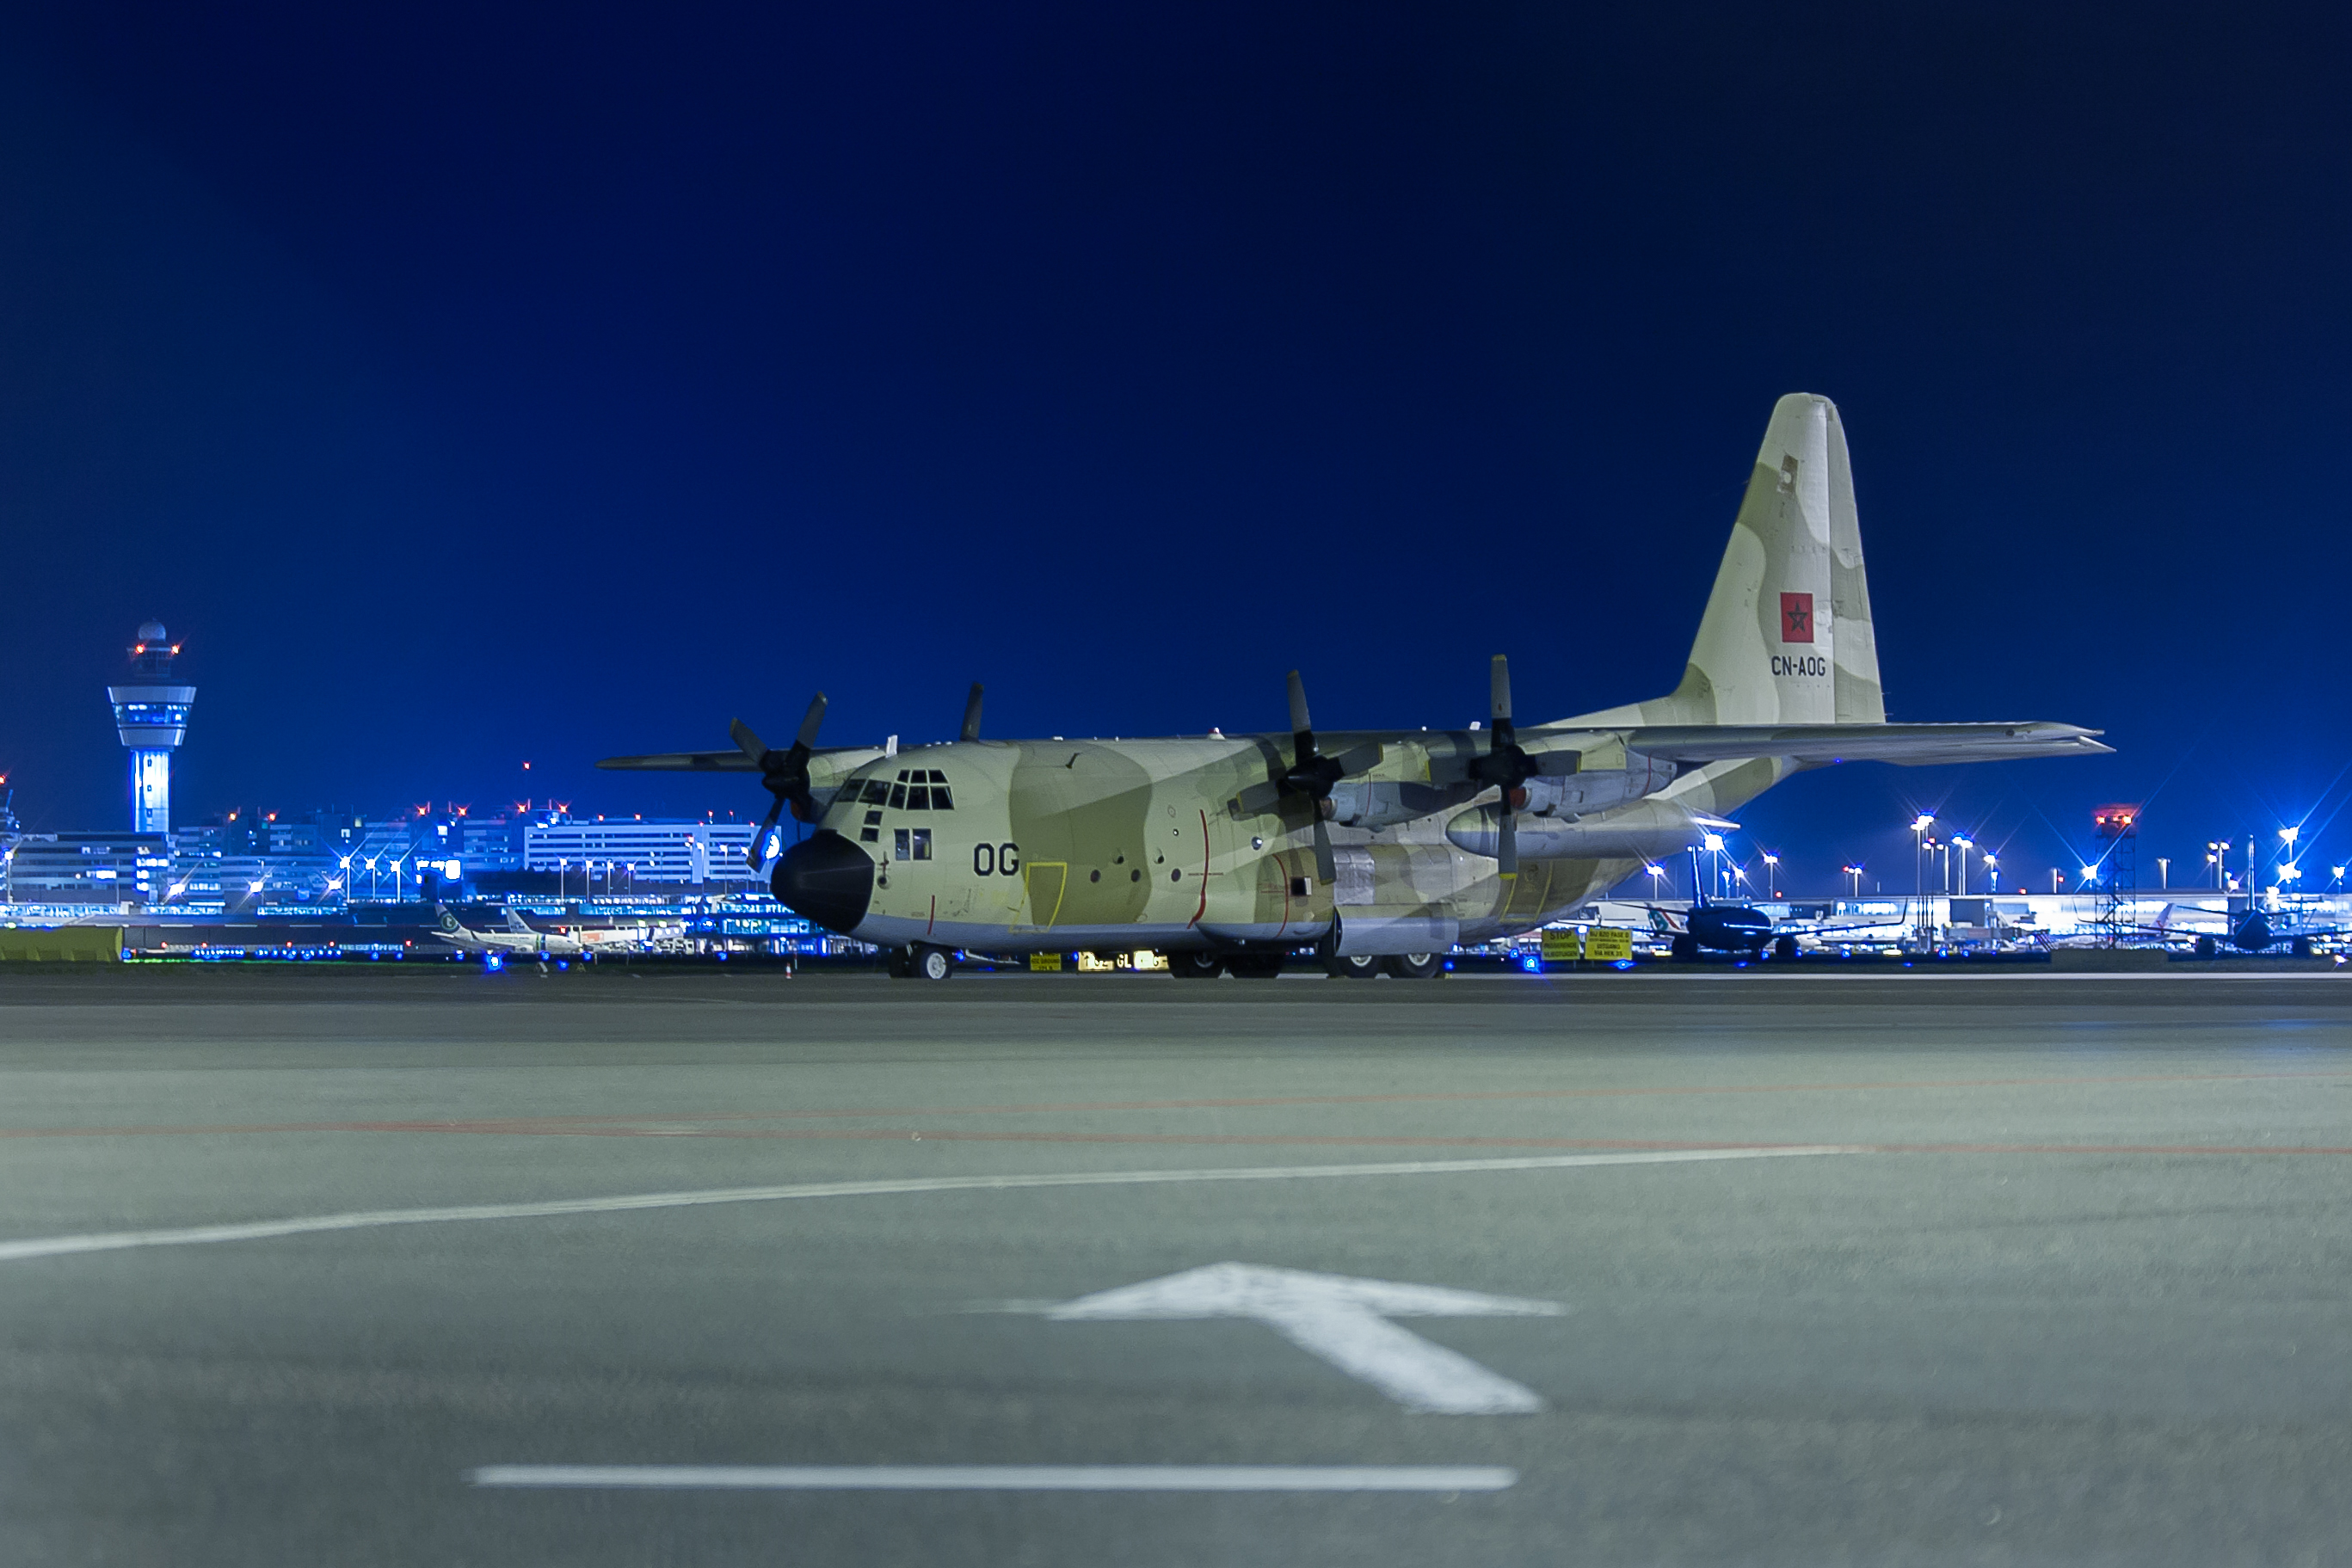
[889,943,957,981]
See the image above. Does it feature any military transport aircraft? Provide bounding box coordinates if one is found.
[602,394,2111,981]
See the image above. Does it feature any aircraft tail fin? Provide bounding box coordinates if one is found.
[504,908,535,935]
[1654,393,1885,726]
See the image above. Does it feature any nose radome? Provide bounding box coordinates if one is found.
[771,831,875,935]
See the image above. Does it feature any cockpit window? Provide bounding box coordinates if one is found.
[839,770,952,813]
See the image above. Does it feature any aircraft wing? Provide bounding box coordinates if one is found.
[1614,721,2109,766]
[597,743,882,772]
[597,749,757,772]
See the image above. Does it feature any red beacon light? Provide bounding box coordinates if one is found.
[2094,805,2142,840]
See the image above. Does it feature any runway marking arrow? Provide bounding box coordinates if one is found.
[1047,1262,1561,1414]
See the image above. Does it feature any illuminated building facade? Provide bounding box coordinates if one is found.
[524,819,760,886]
[108,622,195,834]
[5,833,171,905]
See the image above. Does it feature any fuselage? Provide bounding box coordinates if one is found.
[776,729,1788,956]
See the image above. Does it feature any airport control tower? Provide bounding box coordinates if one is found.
[108,622,195,834]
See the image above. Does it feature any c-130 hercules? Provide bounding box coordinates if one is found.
[603,394,2109,981]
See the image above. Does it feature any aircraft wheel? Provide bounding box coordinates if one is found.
[1383,953,1443,980]
[1226,953,1286,979]
[2195,934,2217,959]
[1773,934,1798,962]
[911,943,955,981]
[1669,932,1700,963]
[1324,952,1382,980]
[1168,950,1225,980]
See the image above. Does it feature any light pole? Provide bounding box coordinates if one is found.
[1844,864,1863,899]
[1983,852,1998,892]
[1763,852,1779,898]
[2156,856,2170,889]
[1646,863,1664,903]
[1954,835,1973,896]
[2051,869,2063,895]
[1702,833,1726,901]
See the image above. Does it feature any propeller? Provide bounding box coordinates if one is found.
[1277,670,1346,882]
[732,692,828,870]
[1467,655,1539,876]
[959,682,985,743]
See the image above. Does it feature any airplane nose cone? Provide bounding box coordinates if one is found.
[771,831,874,935]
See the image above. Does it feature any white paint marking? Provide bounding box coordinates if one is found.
[1050,1263,1559,1414]
[0,1146,1858,1265]
[470,1464,1516,1492]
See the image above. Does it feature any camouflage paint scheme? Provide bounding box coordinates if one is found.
[603,395,2109,957]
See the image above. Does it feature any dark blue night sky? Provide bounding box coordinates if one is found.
[3,3,2348,894]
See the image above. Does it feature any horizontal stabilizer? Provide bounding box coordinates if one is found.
[1617,722,2109,767]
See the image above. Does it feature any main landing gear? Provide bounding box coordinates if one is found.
[1324,950,1443,979]
[888,943,957,981]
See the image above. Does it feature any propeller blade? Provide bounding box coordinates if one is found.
[790,692,828,753]
[1496,804,1518,877]
[1311,814,1338,884]
[730,718,770,767]
[1287,669,1313,741]
[745,794,786,871]
[959,683,985,743]
[1489,654,1513,745]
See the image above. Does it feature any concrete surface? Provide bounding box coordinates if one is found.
[4,965,2351,1565]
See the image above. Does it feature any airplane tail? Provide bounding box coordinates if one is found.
[504,908,535,935]
[1652,393,1885,726]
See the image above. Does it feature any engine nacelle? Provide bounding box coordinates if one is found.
[1444,796,1736,862]
[1325,778,1476,831]
[1518,753,1678,818]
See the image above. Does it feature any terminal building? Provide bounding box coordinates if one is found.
[4,833,171,906]
[522,818,760,888]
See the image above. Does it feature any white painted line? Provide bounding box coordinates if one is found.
[0,1146,1859,1265]
[1050,1263,1560,1413]
[469,1464,1517,1492]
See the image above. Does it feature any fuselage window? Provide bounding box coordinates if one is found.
[860,780,890,805]
[932,784,953,810]
[861,806,883,844]
[894,827,909,858]
[911,827,932,860]
[888,783,907,809]
[906,785,931,809]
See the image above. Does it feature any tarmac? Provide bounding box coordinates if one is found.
[6,963,2352,1565]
